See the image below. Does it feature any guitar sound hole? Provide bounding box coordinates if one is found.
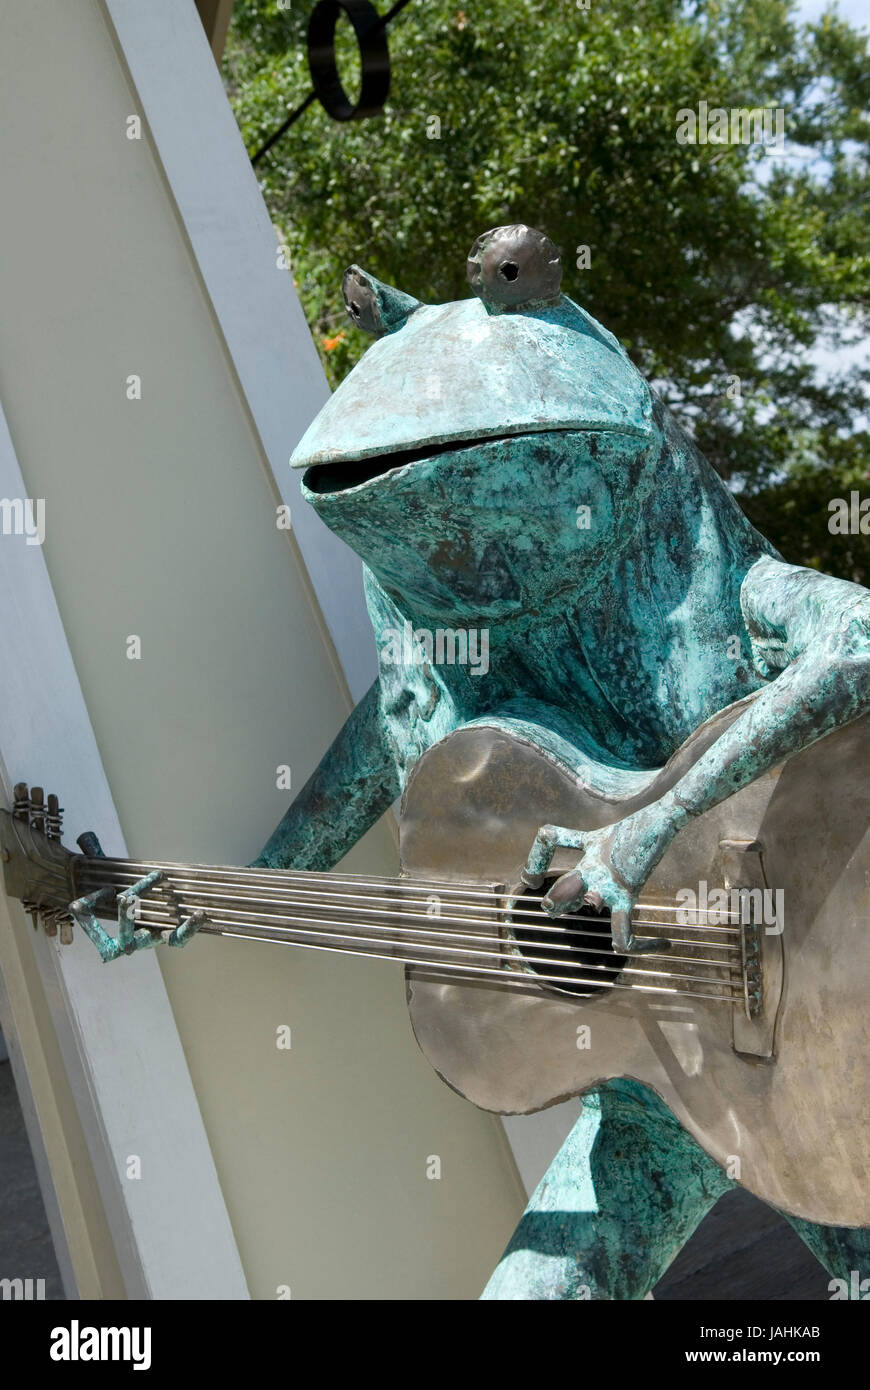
[510,878,628,997]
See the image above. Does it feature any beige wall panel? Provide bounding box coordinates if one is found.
[0,0,524,1297]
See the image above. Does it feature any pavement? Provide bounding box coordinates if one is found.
[0,1031,65,1300]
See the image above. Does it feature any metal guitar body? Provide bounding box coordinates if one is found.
[401,702,870,1227]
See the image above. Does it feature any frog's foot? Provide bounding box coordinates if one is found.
[69,870,207,962]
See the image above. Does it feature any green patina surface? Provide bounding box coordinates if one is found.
[246,229,870,1297]
[480,1080,870,1300]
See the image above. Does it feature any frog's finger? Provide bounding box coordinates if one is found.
[521,824,585,888]
[541,868,586,916]
[611,911,672,957]
[610,908,634,953]
[163,909,208,948]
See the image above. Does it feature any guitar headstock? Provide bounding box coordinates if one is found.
[0,784,77,942]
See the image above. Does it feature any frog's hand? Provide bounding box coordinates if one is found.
[521,822,668,956]
[69,870,206,963]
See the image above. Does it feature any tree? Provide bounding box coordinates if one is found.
[223,0,870,581]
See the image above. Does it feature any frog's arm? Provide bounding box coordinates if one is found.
[542,555,870,924]
[630,554,870,858]
[250,678,400,872]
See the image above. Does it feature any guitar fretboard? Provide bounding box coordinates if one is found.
[73,854,744,1004]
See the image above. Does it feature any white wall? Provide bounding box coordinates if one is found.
[0,0,525,1298]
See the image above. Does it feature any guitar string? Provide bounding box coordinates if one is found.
[100,884,742,966]
[121,906,741,1001]
[28,851,745,999]
[77,861,746,935]
[28,846,750,994]
[120,897,739,984]
[77,869,745,970]
[9,821,762,1001]
[73,854,749,920]
[76,864,748,971]
[111,902,738,969]
[19,819,753,927]
[78,867,743,941]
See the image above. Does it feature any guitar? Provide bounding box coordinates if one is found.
[3,691,869,1228]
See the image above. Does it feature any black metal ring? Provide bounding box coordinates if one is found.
[308,0,390,122]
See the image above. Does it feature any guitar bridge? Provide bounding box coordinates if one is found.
[718,839,784,1059]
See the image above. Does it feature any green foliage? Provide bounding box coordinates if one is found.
[223,0,869,581]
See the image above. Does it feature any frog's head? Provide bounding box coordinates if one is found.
[292,226,661,621]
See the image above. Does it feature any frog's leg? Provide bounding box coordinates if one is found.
[781,1214,870,1296]
[481,1079,733,1300]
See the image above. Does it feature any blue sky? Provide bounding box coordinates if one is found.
[769,1,868,392]
[795,0,867,28]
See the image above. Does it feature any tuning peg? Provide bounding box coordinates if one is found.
[59,917,74,947]
[30,787,44,835]
[45,793,63,841]
[12,783,30,821]
[76,830,105,858]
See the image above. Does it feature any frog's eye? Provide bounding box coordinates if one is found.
[341,266,422,337]
[466,225,562,310]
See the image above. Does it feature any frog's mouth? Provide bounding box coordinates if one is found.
[302,432,523,496]
[301,424,652,497]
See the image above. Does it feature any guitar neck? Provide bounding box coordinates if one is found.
[0,797,744,1001]
[74,852,507,972]
[71,853,745,1005]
